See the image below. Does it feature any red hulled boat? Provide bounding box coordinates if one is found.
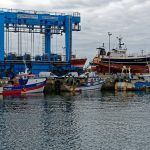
[91,37,150,74]
[71,55,87,68]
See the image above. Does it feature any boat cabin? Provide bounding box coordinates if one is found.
[109,48,127,58]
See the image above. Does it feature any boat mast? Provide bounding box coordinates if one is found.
[117,37,124,50]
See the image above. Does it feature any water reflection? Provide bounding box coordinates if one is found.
[103,90,150,97]
[0,91,150,149]
[0,93,45,150]
[40,94,81,149]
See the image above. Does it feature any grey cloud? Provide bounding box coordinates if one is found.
[1,0,150,59]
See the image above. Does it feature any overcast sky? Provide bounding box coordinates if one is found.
[1,0,150,60]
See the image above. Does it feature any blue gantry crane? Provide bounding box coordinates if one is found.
[0,8,81,77]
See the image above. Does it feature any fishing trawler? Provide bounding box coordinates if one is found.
[91,37,150,74]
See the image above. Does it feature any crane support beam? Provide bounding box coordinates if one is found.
[65,16,72,62]
[3,12,80,30]
[45,28,51,60]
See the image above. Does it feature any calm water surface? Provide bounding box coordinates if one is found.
[0,91,150,150]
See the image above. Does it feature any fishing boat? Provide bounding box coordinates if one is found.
[134,81,150,91]
[75,72,104,92]
[0,74,46,95]
[115,66,150,91]
[135,72,150,90]
[91,37,150,74]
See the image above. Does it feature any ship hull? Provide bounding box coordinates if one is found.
[0,78,46,95]
[71,58,87,68]
[102,56,150,65]
[91,54,150,74]
[92,62,149,74]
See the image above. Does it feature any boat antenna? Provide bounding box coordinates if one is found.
[102,43,105,48]
[116,36,124,50]
[141,50,144,56]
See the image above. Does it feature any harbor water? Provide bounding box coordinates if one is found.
[0,91,150,150]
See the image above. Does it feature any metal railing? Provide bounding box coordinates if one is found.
[0,8,80,17]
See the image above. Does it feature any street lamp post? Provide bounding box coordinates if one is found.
[108,32,112,74]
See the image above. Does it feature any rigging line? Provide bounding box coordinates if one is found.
[24,29,26,53]
[20,27,22,55]
[37,33,40,55]
[31,32,33,59]
[5,28,7,54]
[27,32,29,53]
[61,34,65,57]
[22,29,27,53]
[42,34,45,54]
[40,34,42,55]
[50,34,52,53]
[18,27,19,55]
[7,27,9,53]
[33,32,34,58]
[56,34,58,54]
[10,29,12,53]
